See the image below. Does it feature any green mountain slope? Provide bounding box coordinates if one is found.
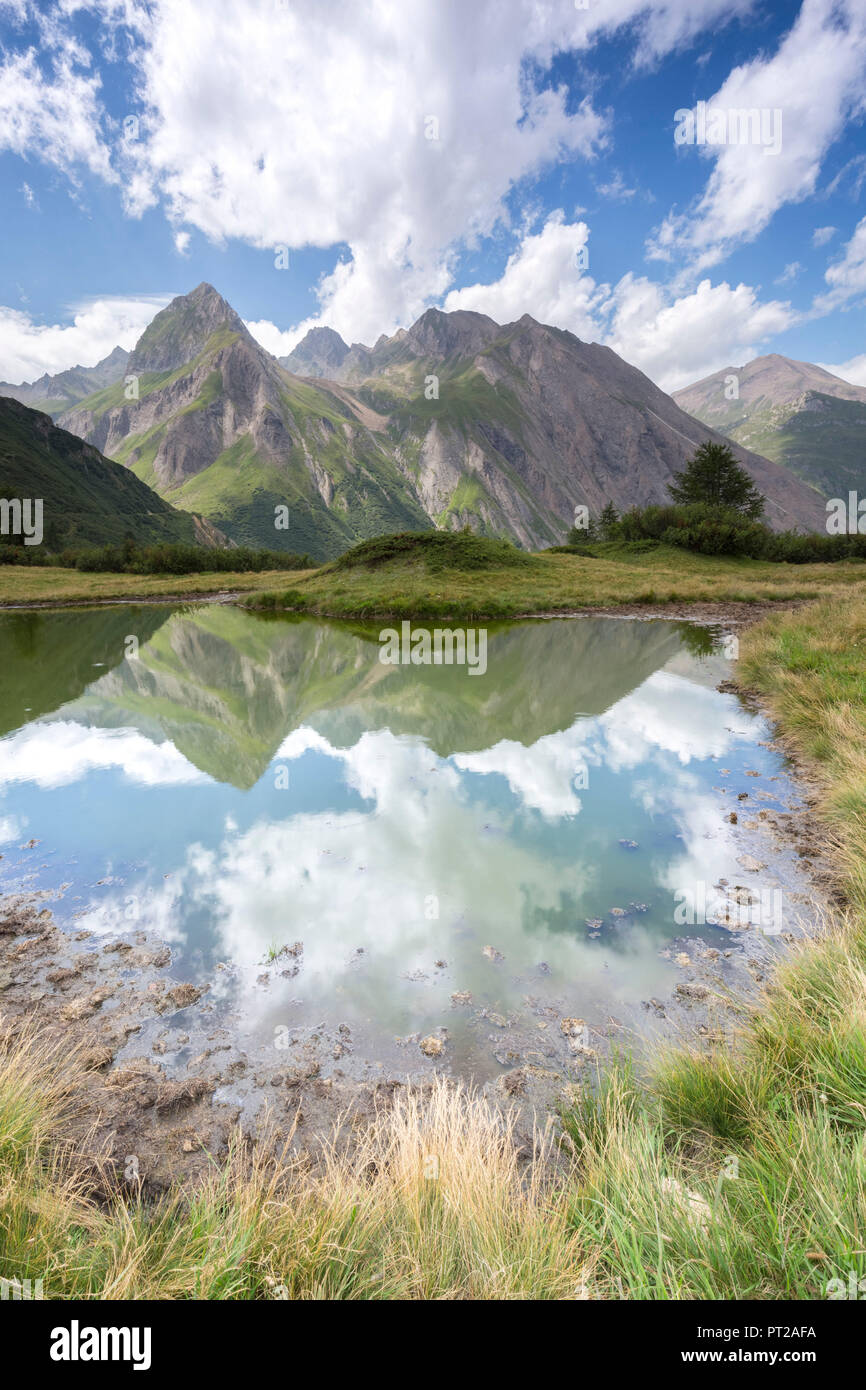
[58,287,827,558]
[331,309,826,538]
[673,354,866,500]
[0,396,211,550]
[60,285,432,560]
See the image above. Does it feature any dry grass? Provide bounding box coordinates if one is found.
[0,1059,584,1300]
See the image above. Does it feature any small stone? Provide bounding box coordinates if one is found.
[46,967,78,987]
[163,983,202,1011]
[660,1176,712,1232]
[560,1017,585,1037]
[450,990,472,1005]
[737,854,766,872]
[482,945,504,962]
[500,1069,526,1097]
[676,982,710,1001]
[493,1049,521,1066]
[61,988,113,1021]
[80,1046,114,1070]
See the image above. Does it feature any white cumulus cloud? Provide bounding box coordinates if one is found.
[0,295,173,383]
[648,0,866,275]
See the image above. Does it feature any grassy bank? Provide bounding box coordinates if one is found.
[2,595,865,1299]
[4,531,866,611]
[244,535,866,620]
[0,565,315,605]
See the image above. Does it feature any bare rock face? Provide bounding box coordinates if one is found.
[58,288,828,559]
[331,310,826,540]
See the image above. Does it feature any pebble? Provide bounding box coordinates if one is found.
[676,982,710,1000]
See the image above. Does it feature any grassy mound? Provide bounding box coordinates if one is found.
[329,529,536,574]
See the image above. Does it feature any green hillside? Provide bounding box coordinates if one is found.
[0,396,202,550]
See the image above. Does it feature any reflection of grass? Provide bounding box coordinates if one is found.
[671,620,717,657]
[2,596,866,1299]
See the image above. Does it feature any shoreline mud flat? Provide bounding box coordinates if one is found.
[0,675,838,1193]
[0,595,808,629]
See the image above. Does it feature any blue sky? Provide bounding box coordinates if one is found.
[0,0,864,391]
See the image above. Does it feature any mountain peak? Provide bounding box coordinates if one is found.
[281,325,350,378]
[673,350,866,502]
[681,352,866,403]
[128,283,248,374]
[404,306,500,358]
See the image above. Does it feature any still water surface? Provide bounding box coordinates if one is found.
[0,606,806,1078]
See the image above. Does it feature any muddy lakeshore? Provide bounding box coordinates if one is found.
[0,676,837,1195]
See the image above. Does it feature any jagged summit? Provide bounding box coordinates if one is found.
[127,282,250,374]
[281,325,351,378]
[58,283,828,559]
[403,306,499,358]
